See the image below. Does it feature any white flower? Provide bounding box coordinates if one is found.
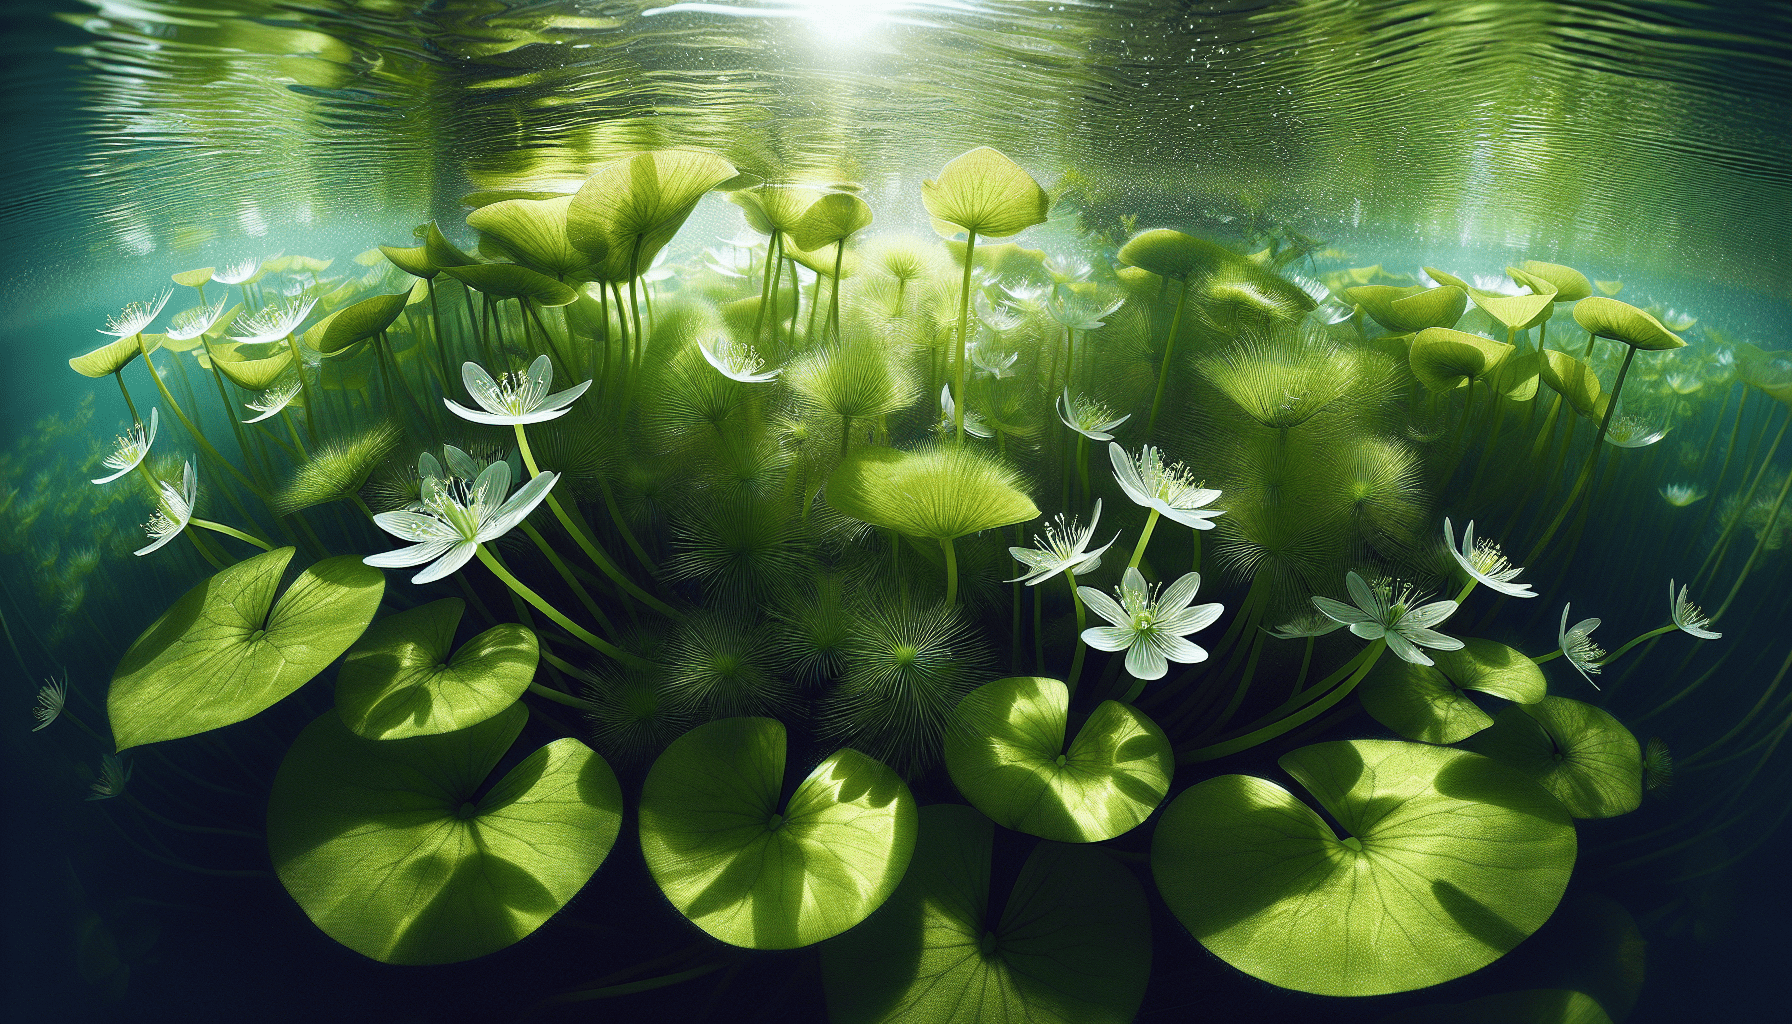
[702,246,753,279]
[698,336,780,383]
[1558,604,1606,689]
[445,355,593,425]
[938,385,993,439]
[969,342,1018,379]
[1058,389,1130,441]
[1267,612,1346,640]
[1313,571,1464,667]
[135,461,197,557]
[1444,517,1536,598]
[1045,284,1123,332]
[92,408,158,484]
[214,257,263,286]
[1109,443,1223,529]
[1660,483,1707,507]
[1666,372,1703,395]
[165,301,228,342]
[975,292,1024,332]
[364,459,558,584]
[1007,499,1119,586]
[1079,567,1224,681]
[32,673,67,733]
[99,288,173,337]
[87,754,131,801]
[1603,415,1668,448]
[242,378,303,423]
[1668,580,1721,640]
[1044,254,1092,283]
[229,296,317,344]
[1001,280,1050,312]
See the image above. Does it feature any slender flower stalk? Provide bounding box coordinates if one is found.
[93,408,158,485]
[1110,442,1222,570]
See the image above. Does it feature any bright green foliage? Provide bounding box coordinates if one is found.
[568,149,741,277]
[826,445,1038,541]
[944,676,1172,843]
[424,222,478,269]
[1117,228,1233,280]
[334,598,538,740]
[1359,637,1547,744]
[638,717,916,949]
[1516,260,1594,302]
[1152,739,1575,996]
[822,803,1151,1024]
[784,334,919,422]
[108,548,383,750]
[1574,296,1686,351]
[466,195,605,281]
[267,703,621,965]
[379,243,436,279]
[304,291,409,354]
[1464,695,1644,819]
[71,334,160,378]
[792,192,874,251]
[211,346,294,390]
[921,146,1049,239]
[1540,348,1608,417]
[438,263,577,305]
[1409,327,1515,393]
[273,420,402,515]
[1348,283,1468,333]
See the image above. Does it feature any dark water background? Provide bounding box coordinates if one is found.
[3,1,1789,1021]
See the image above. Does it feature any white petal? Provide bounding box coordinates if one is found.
[1345,572,1378,617]
[1082,625,1136,652]
[1120,566,1149,605]
[1124,640,1169,680]
[1400,625,1464,651]
[1160,506,1224,530]
[364,538,456,569]
[1160,601,1224,636]
[481,470,557,540]
[443,445,480,480]
[1313,596,1372,625]
[1078,586,1127,628]
[412,541,479,585]
[522,354,554,409]
[538,378,593,413]
[444,398,529,426]
[1158,572,1203,613]
[1401,599,1460,629]
[1350,622,1387,640]
[1385,631,1432,666]
[1152,631,1209,665]
[372,511,456,543]
[471,460,513,514]
[462,362,505,414]
[1109,443,1150,508]
[133,527,184,557]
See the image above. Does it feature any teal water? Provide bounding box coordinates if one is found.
[4,2,1791,1022]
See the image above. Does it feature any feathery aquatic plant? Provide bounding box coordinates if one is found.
[274,421,402,515]
[664,610,789,718]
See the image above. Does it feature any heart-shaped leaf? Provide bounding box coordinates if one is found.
[267,703,622,965]
[334,598,538,740]
[211,346,295,390]
[1409,328,1515,393]
[1359,638,1547,744]
[921,147,1049,239]
[304,291,409,354]
[70,334,161,378]
[1152,739,1575,996]
[1574,296,1685,351]
[944,676,1171,843]
[822,803,1150,1024]
[1463,696,1642,819]
[467,195,605,282]
[638,716,916,949]
[568,150,740,277]
[423,223,478,270]
[825,445,1038,541]
[439,263,578,306]
[792,192,874,252]
[109,549,384,750]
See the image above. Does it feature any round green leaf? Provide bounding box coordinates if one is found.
[1152,739,1575,997]
[1488,348,1543,401]
[1348,284,1467,333]
[1474,279,1557,331]
[1516,260,1593,302]
[172,266,214,288]
[822,803,1150,1024]
[1463,696,1643,819]
[944,676,1172,843]
[638,716,916,949]
[424,222,478,270]
[1539,348,1606,417]
[438,263,578,306]
[921,147,1049,239]
[1117,228,1237,281]
[109,549,384,751]
[304,291,409,354]
[268,703,622,965]
[335,598,538,740]
[1574,296,1685,351]
[1410,328,1514,393]
[466,195,605,282]
[380,243,436,279]
[731,184,825,235]
[568,149,739,277]
[1380,989,1613,1024]
[792,192,874,251]
[825,445,1038,541]
[1359,638,1546,744]
[70,334,160,378]
[212,345,295,390]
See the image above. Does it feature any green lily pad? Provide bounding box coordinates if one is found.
[267,703,622,965]
[172,267,213,288]
[1516,260,1593,302]
[1472,272,1557,331]
[379,244,436,279]
[638,717,916,949]
[334,598,538,740]
[1463,696,1643,819]
[921,147,1049,239]
[731,184,825,236]
[1117,228,1236,281]
[467,195,604,282]
[212,347,295,390]
[822,803,1150,1024]
[1574,296,1685,351]
[1410,328,1515,393]
[1488,348,1542,401]
[826,445,1038,541]
[568,150,740,278]
[1380,989,1613,1024]
[1539,349,1606,417]
[792,192,874,251]
[1360,638,1547,744]
[303,291,409,355]
[944,676,1171,843]
[1152,739,1575,997]
[109,549,384,750]
[70,334,160,378]
[1349,284,1468,333]
[439,263,578,306]
[424,222,478,270]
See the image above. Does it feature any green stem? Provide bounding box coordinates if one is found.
[1695,405,1789,588]
[1065,567,1087,697]
[115,371,141,425]
[190,517,275,551]
[952,229,978,442]
[519,520,617,638]
[1523,342,1637,565]
[1597,624,1678,666]
[1179,639,1385,763]
[280,334,320,444]
[528,680,592,710]
[474,545,647,667]
[942,535,959,605]
[1713,446,1792,621]
[1127,508,1161,571]
[185,528,228,570]
[1146,277,1191,437]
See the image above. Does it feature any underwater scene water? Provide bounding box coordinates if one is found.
[4,1,1790,1021]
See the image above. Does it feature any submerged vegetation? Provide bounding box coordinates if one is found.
[11,144,1792,1021]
